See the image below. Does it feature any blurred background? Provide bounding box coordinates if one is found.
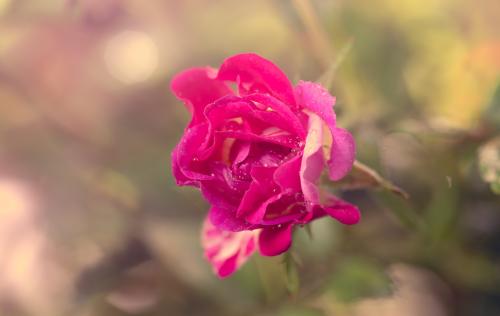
[0,0,499,315]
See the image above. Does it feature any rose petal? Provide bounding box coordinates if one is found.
[202,217,259,278]
[204,96,301,137]
[175,123,214,181]
[171,145,197,186]
[171,67,233,127]
[245,93,306,138]
[260,194,304,225]
[295,81,355,181]
[208,205,253,232]
[295,81,336,126]
[300,113,325,206]
[258,224,293,256]
[321,194,361,225]
[329,127,356,181]
[274,155,302,193]
[217,53,296,106]
[216,130,301,149]
[200,164,247,221]
[236,166,278,219]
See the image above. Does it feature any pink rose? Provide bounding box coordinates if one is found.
[171,53,359,277]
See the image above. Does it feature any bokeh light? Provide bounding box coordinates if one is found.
[104,30,159,84]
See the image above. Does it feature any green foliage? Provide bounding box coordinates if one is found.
[277,305,323,316]
[284,255,301,296]
[483,80,500,129]
[478,136,500,195]
[326,257,392,302]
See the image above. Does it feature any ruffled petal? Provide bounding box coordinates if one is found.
[329,127,356,181]
[208,205,253,232]
[258,224,293,256]
[204,97,300,136]
[217,53,296,106]
[200,164,247,226]
[295,81,336,126]
[274,155,302,193]
[175,123,213,181]
[171,144,197,186]
[260,194,304,225]
[202,217,259,278]
[236,166,278,220]
[295,81,355,181]
[244,93,306,138]
[300,112,325,206]
[171,67,233,127]
[319,194,361,225]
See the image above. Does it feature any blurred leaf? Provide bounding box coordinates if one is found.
[277,305,323,316]
[316,38,354,90]
[424,178,459,247]
[376,190,424,232]
[292,0,332,67]
[304,223,314,240]
[328,160,409,199]
[483,80,500,129]
[255,255,289,302]
[83,170,140,209]
[326,257,392,302]
[283,252,300,295]
[478,136,500,195]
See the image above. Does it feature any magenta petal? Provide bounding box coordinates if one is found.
[217,53,296,106]
[300,113,325,206]
[322,195,361,225]
[295,81,336,126]
[295,81,355,181]
[244,193,283,224]
[329,127,356,181]
[245,93,306,138]
[232,141,251,165]
[208,206,252,232]
[216,130,301,149]
[260,195,305,225]
[258,224,293,256]
[274,155,302,193]
[200,164,249,228]
[204,97,300,136]
[202,217,259,278]
[171,67,233,127]
[236,166,278,222]
[171,145,196,186]
[176,123,213,181]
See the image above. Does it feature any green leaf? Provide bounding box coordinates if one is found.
[304,223,314,240]
[326,257,392,302]
[483,80,500,129]
[283,252,301,295]
[316,38,354,90]
[478,136,500,195]
[327,160,409,199]
[278,305,323,316]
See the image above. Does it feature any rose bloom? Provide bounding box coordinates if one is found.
[171,53,359,277]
